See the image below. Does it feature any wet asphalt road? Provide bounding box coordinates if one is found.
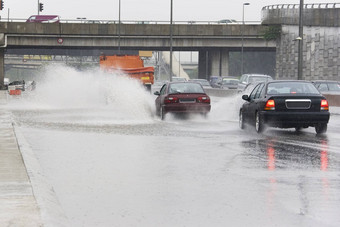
[8,96,340,227]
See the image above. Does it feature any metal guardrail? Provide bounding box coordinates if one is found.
[0,18,261,25]
[262,3,340,10]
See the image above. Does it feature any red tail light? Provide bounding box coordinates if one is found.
[164,96,178,104]
[321,99,329,111]
[264,99,275,110]
[197,96,210,104]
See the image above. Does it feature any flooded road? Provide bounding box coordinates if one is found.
[6,66,340,227]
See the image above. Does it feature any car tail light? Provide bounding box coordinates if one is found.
[164,96,179,104]
[197,96,210,103]
[321,99,329,111]
[264,99,275,110]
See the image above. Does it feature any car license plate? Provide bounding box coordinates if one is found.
[179,99,196,103]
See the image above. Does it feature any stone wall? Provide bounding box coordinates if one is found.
[276,25,340,81]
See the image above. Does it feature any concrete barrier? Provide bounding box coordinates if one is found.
[205,88,238,97]
[324,94,340,107]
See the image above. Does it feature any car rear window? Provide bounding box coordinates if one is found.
[222,79,238,84]
[248,76,272,83]
[267,82,320,95]
[169,83,205,94]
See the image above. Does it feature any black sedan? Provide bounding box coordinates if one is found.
[154,82,211,120]
[239,80,330,134]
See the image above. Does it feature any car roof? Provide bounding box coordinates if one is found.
[313,80,339,83]
[246,74,272,77]
[265,80,313,85]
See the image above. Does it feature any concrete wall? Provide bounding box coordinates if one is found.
[275,25,340,81]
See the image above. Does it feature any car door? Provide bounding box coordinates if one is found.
[242,83,261,121]
[155,84,168,112]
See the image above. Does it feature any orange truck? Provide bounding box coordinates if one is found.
[99,54,154,91]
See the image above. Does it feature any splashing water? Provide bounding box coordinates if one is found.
[6,64,156,125]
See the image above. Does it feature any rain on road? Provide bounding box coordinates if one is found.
[6,66,340,227]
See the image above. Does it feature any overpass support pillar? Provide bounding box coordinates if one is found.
[0,48,4,89]
[198,49,229,80]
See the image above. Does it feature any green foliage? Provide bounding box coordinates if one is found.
[262,25,281,41]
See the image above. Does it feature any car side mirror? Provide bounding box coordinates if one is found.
[242,94,250,101]
[154,91,160,96]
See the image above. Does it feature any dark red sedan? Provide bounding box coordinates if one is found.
[154,82,211,119]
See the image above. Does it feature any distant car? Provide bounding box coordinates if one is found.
[239,80,330,134]
[209,76,222,88]
[188,79,212,88]
[218,19,238,24]
[171,77,187,82]
[154,82,211,120]
[26,15,60,23]
[8,80,26,91]
[218,77,239,89]
[313,80,340,94]
[238,74,273,91]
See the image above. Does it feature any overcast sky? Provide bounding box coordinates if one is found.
[1,0,339,22]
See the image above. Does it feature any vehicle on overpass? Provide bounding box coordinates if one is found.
[154,82,211,120]
[239,80,330,134]
[26,15,60,23]
[99,54,154,91]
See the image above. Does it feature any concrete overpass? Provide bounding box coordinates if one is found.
[0,22,275,88]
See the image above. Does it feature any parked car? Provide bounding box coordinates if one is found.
[154,82,211,120]
[209,76,222,88]
[171,77,187,82]
[188,79,212,88]
[26,15,60,23]
[218,77,239,89]
[239,80,330,134]
[312,80,340,94]
[238,74,273,91]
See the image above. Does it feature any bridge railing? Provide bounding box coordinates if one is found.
[262,3,340,10]
[0,18,261,25]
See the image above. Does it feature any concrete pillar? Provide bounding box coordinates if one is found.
[198,50,209,79]
[0,48,4,90]
[198,49,230,79]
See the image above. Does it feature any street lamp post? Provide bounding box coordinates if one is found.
[169,0,173,81]
[297,0,304,80]
[241,2,250,76]
[118,0,121,54]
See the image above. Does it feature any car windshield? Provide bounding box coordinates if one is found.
[169,83,205,94]
[267,82,320,95]
[249,76,272,83]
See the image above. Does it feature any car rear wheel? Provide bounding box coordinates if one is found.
[255,111,265,133]
[239,110,245,129]
[315,123,327,134]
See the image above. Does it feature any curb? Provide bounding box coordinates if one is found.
[13,124,69,227]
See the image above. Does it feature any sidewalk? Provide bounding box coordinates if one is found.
[0,91,68,227]
[0,92,43,226]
